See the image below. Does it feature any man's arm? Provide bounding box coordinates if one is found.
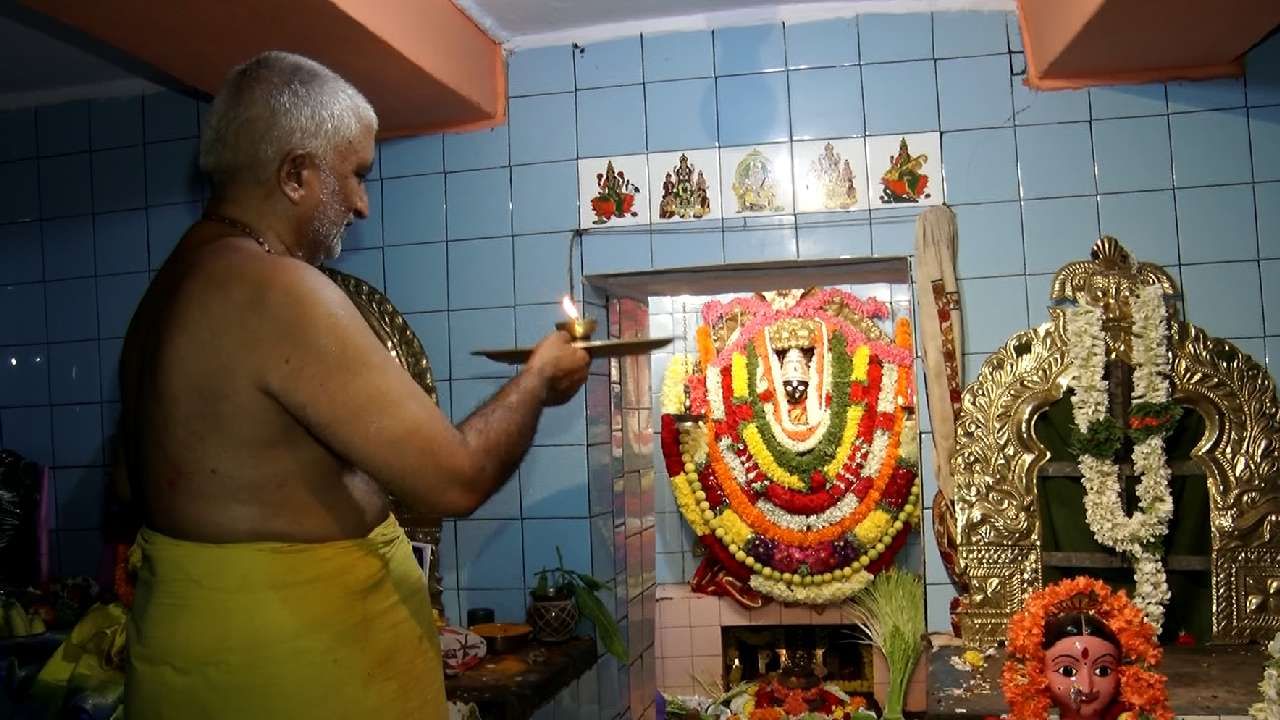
[255,259,586,517]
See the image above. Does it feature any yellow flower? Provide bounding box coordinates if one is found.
[851,345,870,383]
[671,472,709,535]
[742,425,807,491]
[716,509,752,546]
[661,355,692,414]
[962,649,985,669]
[854,510,892,547]
[731,353,748,399]
[825,406,865,476]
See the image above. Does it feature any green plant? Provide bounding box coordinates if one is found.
[532,548,627,662]
[844,569,925,720]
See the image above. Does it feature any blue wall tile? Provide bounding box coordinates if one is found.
[1092,116,1172,193]
[0,284,46,345]
[871,208,919,255]
[578,86,647,157]
[37,102,89,156]
[1258,182,1280,258]
[1022,196,1099,274]
[0,109,37,161]
[444,127,510,172]
[937,55,1013,131]
[1098,191,1179,266]
[445,168,511,240]
[957,275,1029,352]
[723,226,797,263]
[49,340,100,404]
[523,518,590,585]
[575,37,643,89]
[450,308,515,379]
[789,66,863,139]
[456,519,525,588]
[96,273,148,338]
[146,202,200,268]
[89,98,141,150]
[643,31,714,82]
[652,228,724,268]
[645,79,717,151]
[40,154,92,218]
[1250,106,1280,182]
[582,230,651,274]
[514,232,575,304]
[383,173,445,245]
[0,345,48,407]
[1013,84,1089,126]
[42,216,94,280]
[713,23,785,75]
[1167,78,1245,113]
[859,14,933,63]
[953,202,1024,278]
[512,161,579,235]
[785,18,858,69]
[380,135,443,178]
[343,180,382,249]
[1016,122,1096,198]
[796,214,870,259]
[92,146,146,212]
[51,404,102,467]
[509,93,577,164]
[1181,262,1263,338]
[508,46,576,97]
[144,91,198,142]
[1090,84,1167,119]
[99,338,122,402]
[1246,33,1280,107]
[521,445,588,518]
[1,407,51,465]
[533,394,586,446]
[717,72,790,146]
[383,242,447,313]
[45,278,97,342]
[0,223,43,284]
[863,61,939,135]
[941,127,1019,204]
[1170,108,1253,187]
[1264,260,1280,336]
[144,140,201,206]
[513,302,560,348]
[0,160,39,223]
[326,248,383,290]
[933,11,1008,58]
[438,521,458,589]
[1176,185,1258,264]
[404,312,450,381]
[448,237,514,309]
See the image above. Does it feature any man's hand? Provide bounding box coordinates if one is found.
[526,331,591,406]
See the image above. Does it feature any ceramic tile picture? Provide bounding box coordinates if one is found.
[866,132,943,208]
[647,148,721,223]
[719,143,794,217]
[578,154,650,228]
[792,138,870,213]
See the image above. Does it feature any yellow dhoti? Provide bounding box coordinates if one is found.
[124,514,446,719]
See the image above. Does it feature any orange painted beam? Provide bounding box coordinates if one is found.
[19,0,505,138]
[1018,0,1279,90]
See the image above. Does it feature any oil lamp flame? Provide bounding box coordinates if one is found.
[561,295,580,319]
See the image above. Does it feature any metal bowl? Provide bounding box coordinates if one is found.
[470,622,532,655]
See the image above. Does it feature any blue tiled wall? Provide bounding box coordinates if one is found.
[3,12,1280,718]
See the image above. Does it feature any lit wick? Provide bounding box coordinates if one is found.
[556,295,597,340]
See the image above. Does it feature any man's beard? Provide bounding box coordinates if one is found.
[309,168,350,262]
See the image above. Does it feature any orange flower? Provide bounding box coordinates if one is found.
[697,325,717,370]
[894,316,912,351]
[749,709,783,720]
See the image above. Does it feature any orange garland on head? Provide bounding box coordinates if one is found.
[1001,577,1173,720]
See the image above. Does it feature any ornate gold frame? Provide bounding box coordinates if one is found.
[321,267,446,616]
[940,238,1280,644]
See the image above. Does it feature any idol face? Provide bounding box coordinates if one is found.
[1043,634,1121,720]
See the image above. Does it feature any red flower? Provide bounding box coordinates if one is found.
[810,471,826,492]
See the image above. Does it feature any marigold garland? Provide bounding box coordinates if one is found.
[1001,577,1173,720]
[661,290,919,605]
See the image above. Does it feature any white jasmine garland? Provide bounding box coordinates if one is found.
[1064,287,1175,633]
[706,364,725,420]
[749,571,874,605]
[1252,631,1280,720]
[757,493,863,532]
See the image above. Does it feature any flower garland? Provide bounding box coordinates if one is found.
[1251,631,1280,720]
[1002,577,1173,720]
[661,290,919,605]
[1064,285,1177,632]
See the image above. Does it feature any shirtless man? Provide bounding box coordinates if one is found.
[117,51,588,718]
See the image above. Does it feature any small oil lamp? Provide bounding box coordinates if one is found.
[556,295,597,340]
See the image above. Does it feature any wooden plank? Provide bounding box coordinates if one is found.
[1041,551,1210,571]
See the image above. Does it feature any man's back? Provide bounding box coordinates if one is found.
[118,225,390,544]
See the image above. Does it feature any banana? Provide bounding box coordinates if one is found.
[28,612,46,635]
[5,600,30,636]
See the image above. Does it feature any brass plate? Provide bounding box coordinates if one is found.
[473,337,674,364]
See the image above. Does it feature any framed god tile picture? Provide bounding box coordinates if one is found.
[865,132,942,208]
[578,154,650,228]
[792,138,869,213]
[719,143,793,217]
[647,148,721,223]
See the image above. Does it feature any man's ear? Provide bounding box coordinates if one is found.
[278,151,312,205]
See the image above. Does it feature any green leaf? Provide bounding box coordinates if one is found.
[571,571,608,592]
[534,571,549,597]
[572,583,627,662]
